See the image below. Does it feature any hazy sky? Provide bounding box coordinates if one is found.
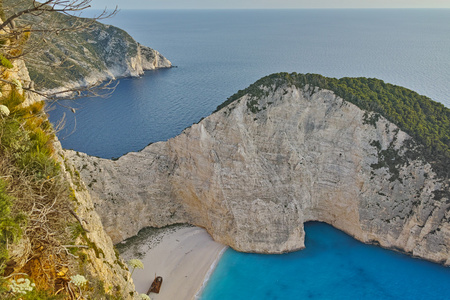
[90,0,450,10]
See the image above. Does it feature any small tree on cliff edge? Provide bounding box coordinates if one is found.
[0,0,117,99]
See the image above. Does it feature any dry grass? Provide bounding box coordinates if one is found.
[0,88,80,298]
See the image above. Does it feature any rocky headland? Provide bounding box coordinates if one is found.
[66,73,450,266]
[26,23,172,95]
[2,2,448,297]
[6,0,171,94]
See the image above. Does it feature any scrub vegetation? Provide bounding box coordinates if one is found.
[218,72,450,179]
[0,1,126,299]
[0,85,76,299]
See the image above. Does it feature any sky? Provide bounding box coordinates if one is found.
[89,0,450,10]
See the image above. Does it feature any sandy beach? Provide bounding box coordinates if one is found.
[118,225,227,300]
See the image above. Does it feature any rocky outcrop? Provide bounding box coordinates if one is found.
[1,6,151,297]
[139,44,172,71]
[0,56,41,106]
[29,25,171,94]
[67,83,450,265]
[11,1,172,93]
[5,56,138,298]
[58,142,138,298]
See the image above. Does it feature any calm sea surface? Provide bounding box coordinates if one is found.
[47,9,450,299]
[200,223,450,300]
[48,9,450,159]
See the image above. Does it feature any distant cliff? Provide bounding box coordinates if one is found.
[11,1,171,93]
[67,74,450,266]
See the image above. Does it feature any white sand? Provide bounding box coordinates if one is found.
[124,226,227,300]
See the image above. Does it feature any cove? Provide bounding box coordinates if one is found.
[199,222,450,300]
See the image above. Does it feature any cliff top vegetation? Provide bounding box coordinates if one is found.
[6,0,135,91]
[1,0,117,98]
[216,72,450,179]
[0,1,129,299]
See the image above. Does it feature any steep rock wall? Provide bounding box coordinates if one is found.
[6,58,139,298]
[59,142,137,299]
[67,84,450,265]
[58,143,138,298]
[15,6,172,93]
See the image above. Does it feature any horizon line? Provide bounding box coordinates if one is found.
[88,7,450,11]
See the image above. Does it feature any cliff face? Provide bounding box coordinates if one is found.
[27,22,171,93]
[57,143,138,298]
[1,4,159,296]
[3,57,138,298]
[67,84,450,265]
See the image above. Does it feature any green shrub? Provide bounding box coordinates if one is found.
[0,179,23,273]
[0,54,13,69]
[0,287,64,300]
[1,89,24,113]
[1,88,76,297]
[218,72,450,179]
[1,90,58,179]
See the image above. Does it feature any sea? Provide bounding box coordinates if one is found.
[47,9,450,299]
[200,222,450,300]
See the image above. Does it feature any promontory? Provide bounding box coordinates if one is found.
[67,73,450,266]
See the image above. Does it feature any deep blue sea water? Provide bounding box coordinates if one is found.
[200,223,450,300]
[48,9,450,158]
[46,9,450,299]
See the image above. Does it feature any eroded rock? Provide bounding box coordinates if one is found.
[66,84,450,265]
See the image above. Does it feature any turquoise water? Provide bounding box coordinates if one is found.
[200,223,450,300]
[48,9,450,158]
[46,10,450,298]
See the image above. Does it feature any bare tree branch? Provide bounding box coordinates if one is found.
[0,0,117,31]
[0,72,118,102]
[0,0,118,86]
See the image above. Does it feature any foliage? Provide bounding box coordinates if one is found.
[0,53,13,69]
[0,179,24,273]
[0,1,129,299]
[140,294,151,300]
[18,289,62,300]
[0,89,74,296]
[0,283,63,300]
[68,222,85,241]
[123,258,144,299]
[82,276,123,300]
[0,0,118,99]
[127,259,144,270]
[0,89,58,179]
[69,274,87,287]
[217,72,450,179]
[8,277,35,295]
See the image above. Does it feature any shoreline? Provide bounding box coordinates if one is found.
[118,225,227,300]
[193,246,228,299]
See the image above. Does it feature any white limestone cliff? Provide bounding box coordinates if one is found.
[58,143,138,298]
[66,84,450,266]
